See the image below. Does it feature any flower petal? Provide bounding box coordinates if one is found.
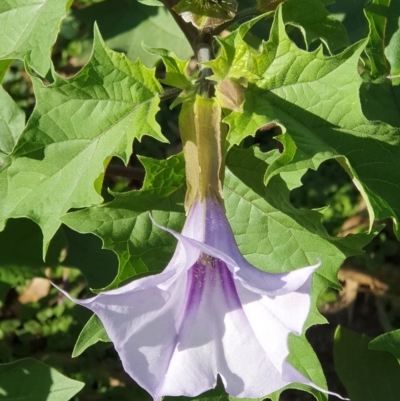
[151,200,320,297]
[55,273,191,398]
[235,278,312,375]
[155,259,289,399]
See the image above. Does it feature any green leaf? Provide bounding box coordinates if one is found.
[360,0,400,124]
[385,0,400,82]
[0,26,166,251]
[0,358,84,401]
[62,226,118,290]
[369,329,400,360]
[327,0,370,44]
[224,146,378,330]
[143,45,192,90]
[207,15,268,82]
[0,218,64,268]
[222,7,400,238]
[137,0,162,6]
[364,0,391,76]
[334,326,400,401]
[75,0,193,67]
[360,79,400,127]
[72,314,110,357]
[282,0,350,54]
[0,60,12,83]
[61,154,186,289]
[0,87,24,155]
[266,335,328,401]
[0,0,72,76]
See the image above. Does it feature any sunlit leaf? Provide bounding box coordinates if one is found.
[215,6,400,238]
[0,87,24,155]
[0,27,166,251]
[0,0,72,76]
[72,314,110,357]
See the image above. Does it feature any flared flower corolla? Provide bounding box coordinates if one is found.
[56,197,344,400]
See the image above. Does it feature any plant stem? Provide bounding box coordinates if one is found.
[159,0,199,54]
[196,41,215,98]
[161,87,182,101]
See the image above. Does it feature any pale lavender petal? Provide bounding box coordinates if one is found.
[55,195,341,400]
[55,273,191,398]
[151,204,321,297]
[52,223,201,398]
[235,278,312,374]
[154,259,289,398]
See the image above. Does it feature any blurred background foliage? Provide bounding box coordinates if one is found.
[1,0,400,400]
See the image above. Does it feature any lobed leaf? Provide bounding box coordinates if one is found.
[0,27,166,251]
[224,146,378,329]
[143,45,193,90]
[282,0,349,54]
[216,6,400,238]
[61,154,186,290]
[0,0,72,76]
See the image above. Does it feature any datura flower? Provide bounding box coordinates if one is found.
[56,196,345,400]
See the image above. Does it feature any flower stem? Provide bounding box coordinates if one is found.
[196,41,215,98]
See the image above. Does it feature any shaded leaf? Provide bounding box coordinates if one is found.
[360,79,400,127]
[0,358,84,401]
[364,0,391,76]
[385,0,400,82]
[62,226,118,290]
[326,0,370,44]
[282,0,349,53]
[334,326,400,401]
[0,218,64,268]
[75,0,193,67]
[369,329,400,361]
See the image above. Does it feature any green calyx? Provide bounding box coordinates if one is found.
[179,95,227,211]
